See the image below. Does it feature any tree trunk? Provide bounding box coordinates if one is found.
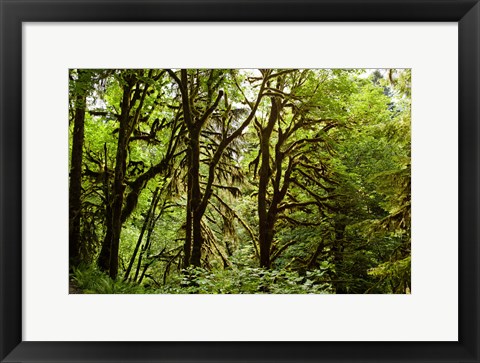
[332,222,346,293]
[108,94,131,279]
[258,97,278,269]
[124,188,159,281]
[189,129,204,267]
[69,70,89,267]
[183,150,193,268]
[98,82,132,278]
[97,144,112,271]
[133,191,161,282]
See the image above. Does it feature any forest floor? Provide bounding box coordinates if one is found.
[69,279,83,294]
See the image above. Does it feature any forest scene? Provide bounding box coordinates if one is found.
[69,68,411,294]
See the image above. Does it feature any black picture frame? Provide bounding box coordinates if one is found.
[1,1,479,362]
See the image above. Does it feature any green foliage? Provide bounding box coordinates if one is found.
[158,266,333,294]
[368,256,411,293]
[72,264,150,294]
[71,263,333,294]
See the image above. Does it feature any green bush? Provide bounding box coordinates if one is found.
[72,263,333,294]
[157,266,333,294]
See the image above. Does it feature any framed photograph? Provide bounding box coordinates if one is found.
[1,0,479,362]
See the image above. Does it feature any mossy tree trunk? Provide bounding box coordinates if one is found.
[69,70,90,267]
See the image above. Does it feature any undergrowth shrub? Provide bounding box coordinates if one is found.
[158,266,333,294]
[71,264,333,294]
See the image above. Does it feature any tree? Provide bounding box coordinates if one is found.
[167,69,267,267]
[97,69,172,278]
[252,69,353,268]
[69,69,92,266]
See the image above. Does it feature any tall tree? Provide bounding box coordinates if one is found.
[69,69,91,266]
[167,69,267,267]
[98,70,152,278]
[253,69,345,268]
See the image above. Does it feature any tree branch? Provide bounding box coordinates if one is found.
[211,193,259,258]
[278,201,318,213]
